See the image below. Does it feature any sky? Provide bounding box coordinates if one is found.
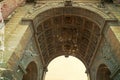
[45,56,88,80]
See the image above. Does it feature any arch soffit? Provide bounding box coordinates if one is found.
[22,3,117,69]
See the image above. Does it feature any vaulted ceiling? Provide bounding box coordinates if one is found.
[22,0,117,67]
[36,15,101,66]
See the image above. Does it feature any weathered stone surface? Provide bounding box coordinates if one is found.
[0,1,120,80]
[90,25,120,80]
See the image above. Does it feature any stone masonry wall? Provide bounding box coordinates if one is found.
[90,24,120,80]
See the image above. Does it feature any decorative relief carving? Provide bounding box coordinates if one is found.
[0,69,14,80]
[83,29,91,39]
[85,20,93,31]
[37,24,43,34]
[93,24,100,36]
[101,39,119,73]
[113,73,120,80]
[17,39,43,79]
[36,15,101,66]
[20,39,39,67]
[53,16,62,25]
[64,16,73,24]
[114,75,120,80]
[112,68,120,80]
[43,19,51,30]
[75,16,83,26]
[24,41,38,57]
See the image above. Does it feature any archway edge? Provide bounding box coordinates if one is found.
[46,54,88,69]
[96,64,111,80]
[22,58,39,70]
[97,64,111,72]
[24,60,38,70]
[95,61,112,74]
[22,3,117,68]
[24,3,116,28]
[22,61,38,80]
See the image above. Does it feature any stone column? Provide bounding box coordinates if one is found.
[41,66,48,80]
[85,68,91,80]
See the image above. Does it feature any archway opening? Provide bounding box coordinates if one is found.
[22,61,38,80]
[97,64,111,80]
[45,56,89,80]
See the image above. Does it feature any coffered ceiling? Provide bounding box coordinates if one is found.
[23,0,117,67]
[36,15,101,66]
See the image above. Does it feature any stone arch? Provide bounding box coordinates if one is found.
[96,64,111,80]
[35,15,101,68]
[23,3,117,80]
[22,61,38,80]
[25,3,116,28]
[23,3,118,69]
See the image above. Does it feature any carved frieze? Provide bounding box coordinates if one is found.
[23,2,116,29]
[101,39,119,73]
[37,24,43,34]
[53,16,62,25]
[75,16,83,26]
[20,39,39,68]
[111,67,120,80]
[113,72,120,80]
